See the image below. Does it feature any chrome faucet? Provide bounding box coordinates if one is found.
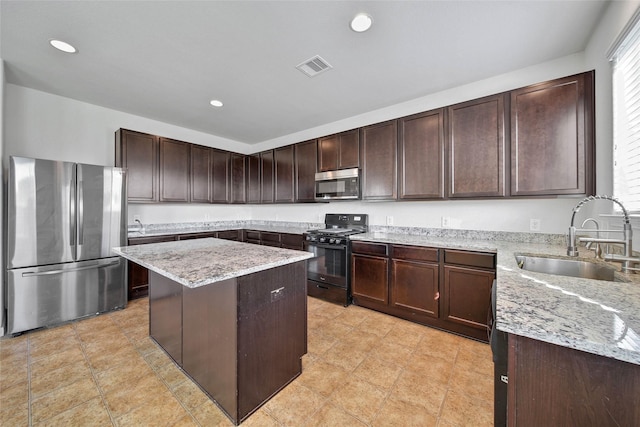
[580,218,602,258]
[567,195,638,272]
[135,218,145,234]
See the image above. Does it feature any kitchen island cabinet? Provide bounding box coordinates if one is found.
[114,238,312,425]
[127,234,178,299]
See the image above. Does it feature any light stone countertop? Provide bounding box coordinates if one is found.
[351,232,640,366]
[127,223,312,239]
[113,238,313,288]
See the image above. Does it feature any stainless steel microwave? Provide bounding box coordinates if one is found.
[315,168,360,200]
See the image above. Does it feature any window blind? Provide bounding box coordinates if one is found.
[612,10,640,212]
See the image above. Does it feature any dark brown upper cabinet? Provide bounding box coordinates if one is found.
[115,129,159,203]
[510,71,595,196]
[317,129,360,171]
[246,154,261,203]
[361,120,398,200]
[159,137,191,202]
[211,148,230,203]
[230,153,246,203]
[274,145,295,203]
[260,150,274,204]
[294,139,318,202]
[398,109,445,200]
[191,145,211,203]
[447,94,507,198]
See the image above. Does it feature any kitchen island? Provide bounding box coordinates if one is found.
[113,238,313,425]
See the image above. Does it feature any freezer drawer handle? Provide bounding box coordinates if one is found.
[22,260,120,277]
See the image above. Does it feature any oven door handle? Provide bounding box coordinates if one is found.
[305,242,348,250]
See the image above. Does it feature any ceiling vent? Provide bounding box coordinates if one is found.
[296,55,333,77]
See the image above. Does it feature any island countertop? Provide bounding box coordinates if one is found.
[113,238,313,288]
[351,232,640,366]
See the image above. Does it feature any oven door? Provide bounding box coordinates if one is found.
[305,241,348,288]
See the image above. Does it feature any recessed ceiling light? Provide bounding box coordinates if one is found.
[350,13,373,33]
[210,99,223,108]
[49,39,77,53]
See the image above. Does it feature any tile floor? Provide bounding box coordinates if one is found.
[0,296,494,426]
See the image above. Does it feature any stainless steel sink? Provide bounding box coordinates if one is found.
[515,255,617,282]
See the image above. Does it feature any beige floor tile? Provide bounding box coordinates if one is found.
[30,359,93,398]
[439,389,493,427]
[0,380,28,411]
[86,343,141,372]
[338,329,381,353]
[190,399,235,426]
[121,324,149,341]
[76,324,124,345]
[103,372,170,418]
[0,401,28,426]
[356,314,397,338]
[297,360,350,397]
[448,368,494,404]
[170,413,200,427]
[319,320,354,341]
[368,340,414,367]
[114,391,187,426]
[307,331,337,357]
[417,331,461,361]
[74,313,118,334]
[30,344,85,378]
[333,307,370,328]
[94,354,155,393]
[305,402,368,426]
[321,341,369,372]
[391,369,449,416]
[353,355,403,390]
[454,345,493,377]
[0,335,28,364]
[29,334,80,361]
[241,408,280,426]
[156,361,190,389]
[172,378,210,410]
[404,352,455,386]
[373,396,439,427]
[144,348,175,370]
[31,377,100,423]
[264,382,326,426]
[131,335,160,355]
[28,323,76,348]
[34,396,112,427]
[0,358,29,390]
[383,324,425,349]
[82,332,132,356]
[329,376,387,424]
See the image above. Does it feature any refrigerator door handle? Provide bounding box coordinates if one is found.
[78,182,84,245]
[70,177,76,246]
[21,260,121,277]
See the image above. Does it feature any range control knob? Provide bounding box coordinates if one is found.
[329,238,336,244]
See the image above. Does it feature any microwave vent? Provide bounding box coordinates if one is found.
[296,55,333,77]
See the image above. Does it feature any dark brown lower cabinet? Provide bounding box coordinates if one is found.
[127,235,177,299]
[508,334,640,426]
[351,241,494,342]
[149,261,307,425]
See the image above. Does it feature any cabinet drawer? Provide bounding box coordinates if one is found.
[351,241,388,256]
[444,250,495,269]
[178,232,217,240]
[392,245,439,262]
[128,235,177,245]
[245,230,261,241]
[216,230,239,241]
[281,233,303,250]
[261,232,281,244]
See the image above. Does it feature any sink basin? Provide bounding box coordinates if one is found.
[515,255,617,282]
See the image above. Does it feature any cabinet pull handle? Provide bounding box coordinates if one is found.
[434,292,440,300]
[317,285,329,290]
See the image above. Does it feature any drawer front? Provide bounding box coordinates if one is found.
[281,233,303,249]
[351,241,388,257]
[444,250,495,269]
[245,230,261,241]
[392,245,439,262]
[178,232,217,240]
[216,230,240,241]
[261,232,281,244]
[128,235,177,245]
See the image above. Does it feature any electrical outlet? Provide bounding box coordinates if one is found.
[133,215,141,222]
[204,213,210,221]
[386,216,394,226]
[530,218,541,231]
[441,216,450,228]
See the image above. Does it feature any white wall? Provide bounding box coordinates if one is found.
[1,60,6,335]
[4,1,640,235]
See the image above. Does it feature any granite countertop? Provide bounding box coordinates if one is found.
[127,224,311,239]
[351,232,640,366]
[113,238,313,288]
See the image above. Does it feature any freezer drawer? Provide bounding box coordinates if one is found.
[7,257,126,334]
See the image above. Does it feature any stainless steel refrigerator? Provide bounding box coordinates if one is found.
[5,156,127,335]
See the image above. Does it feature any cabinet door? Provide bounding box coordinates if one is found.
[216,230,240,241]
[246,154,261,203]
[260,150,274,203]
[274,146,295,203]
[211,149,230,203]
[127,235,177,300]
[398,109,445,199]
[442,265,494,330]
[159,138,190,202]
[317,129,360,171]
[295,139,317,202]
[318,134,338,172]
[351,254,389,304]
[231,154,246,203]
[391,259,439,318]
[116,129,158,202]
[511,71,594,196]
[361,120,398,200]
[447,94,506,198]
[191,145,211,203]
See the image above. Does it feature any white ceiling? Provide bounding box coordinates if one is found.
[1,1,609,146]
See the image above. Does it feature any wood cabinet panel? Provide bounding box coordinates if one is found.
[216,230,240,241]
[116,129,159,202]
[127,235,177,300]
[398,109,445,199]
[159,138,190,202]
[295,139,317,202]
[352,241,389,257]
[274,146,295,203]
[246,154,261,203]
[211,149,230,203]
[231,154,246,203]
[318,129,360,171]
[361,120,398,200]
[442,265,494,330]
[511,71,595,196]
[391,259,439,318]
[260,150,274,203]
[191,145,211,203]
[392,245,439,263]
[351,254,389,304]
[447,94,506,198]
[281,233,303,250]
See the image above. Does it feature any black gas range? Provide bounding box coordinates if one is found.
[304,214,368,306]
